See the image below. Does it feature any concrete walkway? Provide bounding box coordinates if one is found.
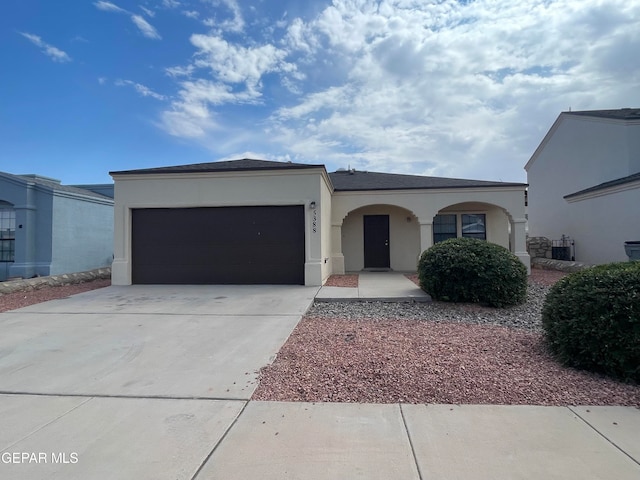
[316,271,431,302]
[1,281,639,479]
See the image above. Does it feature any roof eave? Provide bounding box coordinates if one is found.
[110,163,326,176]
[334,183,528,192]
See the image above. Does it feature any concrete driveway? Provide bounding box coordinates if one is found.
[0,284,317,479]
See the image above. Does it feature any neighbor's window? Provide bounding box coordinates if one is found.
[0,205,16,262]
[433,214,457,243]
[462,214,486,240]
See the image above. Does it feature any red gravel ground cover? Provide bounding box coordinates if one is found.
[0,279,111,313]
[253,268,640,406]
[252,316,639,405]
[323,274,359,288]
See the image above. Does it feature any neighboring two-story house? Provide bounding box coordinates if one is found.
[525,108,640,264]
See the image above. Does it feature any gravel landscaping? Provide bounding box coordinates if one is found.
[0,279,111,313]
[253,270,640,406]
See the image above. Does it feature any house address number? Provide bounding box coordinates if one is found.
[312,208,317,233]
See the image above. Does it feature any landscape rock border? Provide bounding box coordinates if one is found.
[0,267,111,295]
[531,257,593,273]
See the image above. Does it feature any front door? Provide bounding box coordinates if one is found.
[363,215,390,268]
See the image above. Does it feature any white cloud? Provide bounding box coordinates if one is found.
[20,32,71,63]
[157,0,640,181]
[94,1,125,13]
[265,0,640,180]
[94,1,161,40]
[115,79,167,100]
[190,34,295,93]
[162,0,180,8]
[165,64,195,78]
[131,15,161,39]
[201,0,244,33]
[182,10,199,19]
[160,32,299,139]
[140,6,155,17]
[98,77,107,85]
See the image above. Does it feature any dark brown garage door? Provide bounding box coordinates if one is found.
[132,206,305,285]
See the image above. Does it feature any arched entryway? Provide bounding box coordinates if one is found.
[341,204,419,272]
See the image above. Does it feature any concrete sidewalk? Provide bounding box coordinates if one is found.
[3,397,638,479]
[201,402,640,480]
[316,271,431,302]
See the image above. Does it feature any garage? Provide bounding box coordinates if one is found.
[131,205,305,285]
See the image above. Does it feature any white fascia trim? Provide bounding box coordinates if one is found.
[565,179,640,203]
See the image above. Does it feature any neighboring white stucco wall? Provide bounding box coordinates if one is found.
[563,184,640,263]
[112,169,329,286]
[526,114,640,264]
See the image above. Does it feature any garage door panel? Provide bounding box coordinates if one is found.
[132,206,305,285]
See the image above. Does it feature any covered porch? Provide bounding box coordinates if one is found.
[329,188,529,275]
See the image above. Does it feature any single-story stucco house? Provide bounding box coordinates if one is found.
[110,159,529,286]
[0,171,114,281]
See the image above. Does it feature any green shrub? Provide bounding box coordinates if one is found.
[417,237,527,308]
[542,262,640,383]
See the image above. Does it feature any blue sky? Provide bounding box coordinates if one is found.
[1,0,639,184]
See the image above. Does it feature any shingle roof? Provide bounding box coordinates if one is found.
[110,159,526,191]
[110,158,325,175]
[564,172,640,199]
[564,108,640,121]
[15,174,113,201]
[328,169,526,191]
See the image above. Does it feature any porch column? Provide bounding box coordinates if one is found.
[511,218,530,274]
[331,223,345,274]
[419,222,433,258]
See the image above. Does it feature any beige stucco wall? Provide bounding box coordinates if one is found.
[332,187,529,273]
[111,169,330,286]
[319,177,333,282]
[342,205,420,272]
[112,167,530,285]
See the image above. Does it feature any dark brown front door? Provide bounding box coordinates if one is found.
[363,215,390,268]
[131,205,305,285]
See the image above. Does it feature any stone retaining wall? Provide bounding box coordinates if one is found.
[527,236,552,259]
[0,267,111,295]
[531,258,592,273]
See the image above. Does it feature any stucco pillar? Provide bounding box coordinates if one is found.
[10,198,39,279]
[511,218,531,274]
[331,224,345,274]
[111,204,131,285]
[419,223,433,258]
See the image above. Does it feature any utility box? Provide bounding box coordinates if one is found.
[624,241,640,261]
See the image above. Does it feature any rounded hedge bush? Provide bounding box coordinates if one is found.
[542,261,640,383]
[417,237,528,308]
